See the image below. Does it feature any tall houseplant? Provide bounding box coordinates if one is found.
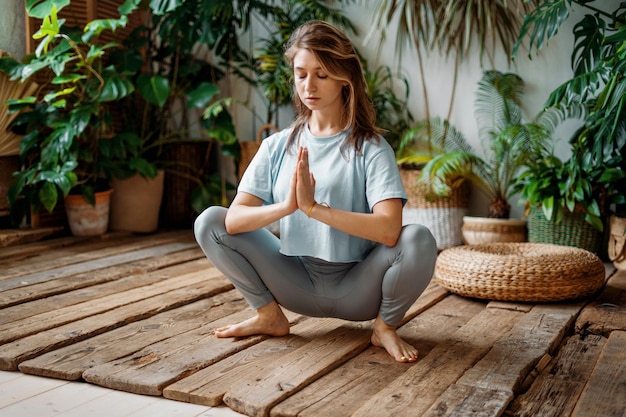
[106,0,249,226]
[0,1,140,232]
[369,0,537,154]
[512,0,626,253]
[416,70,560,243]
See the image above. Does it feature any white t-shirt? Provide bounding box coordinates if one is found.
[238,125,407,262]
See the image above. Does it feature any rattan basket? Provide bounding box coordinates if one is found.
[527,205,603,254]
[435,242,605,302]
[400,168,470,250]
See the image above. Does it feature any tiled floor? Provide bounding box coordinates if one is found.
[0,371,245,417]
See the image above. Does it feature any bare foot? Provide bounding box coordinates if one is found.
[371,316,418,363]
[215,300,290,338]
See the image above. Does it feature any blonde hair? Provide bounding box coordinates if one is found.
[283,20,382,154]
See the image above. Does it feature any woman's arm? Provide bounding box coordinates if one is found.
[225,165,299,234]
[306,198,403,247]
[295,146,403,246]
[224,192,292,234]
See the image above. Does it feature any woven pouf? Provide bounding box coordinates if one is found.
[435,243,606,302]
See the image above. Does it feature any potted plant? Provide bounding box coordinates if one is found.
[512,0,626,254]
[102,0,245,230]
[416,70,558,244]
[0,2,140,235]
[370,0,535,248]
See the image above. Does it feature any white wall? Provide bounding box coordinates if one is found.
[0,0,26,59]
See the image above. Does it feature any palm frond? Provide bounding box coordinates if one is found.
[420,151,494,200]
[395,116,474,164]
[475,71,524,140]
[435,0,537,65]
[534,102,586,135]
[512,0,571,60]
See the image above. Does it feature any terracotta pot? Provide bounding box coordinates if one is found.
[110,170,165,233]
[462,216,527,245]
[64,189,113,236]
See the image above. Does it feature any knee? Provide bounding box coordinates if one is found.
[193,206,227,247]
[401,224,438,262]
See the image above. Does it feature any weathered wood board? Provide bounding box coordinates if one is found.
[576,269,626,337]
[571,330,626,417]
[1,231,624,417]
[505,334,606,417]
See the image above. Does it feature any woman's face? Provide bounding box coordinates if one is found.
[292,48,345,116]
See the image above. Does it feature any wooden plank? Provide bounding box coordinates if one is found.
[349,307,525,417]
[0,266,219,345]
[423,384,512,417]
[0,232,89,261]
[455,302,585,394]
[161,282,446,410]
[0,227,64,249]
[222,322,373,417]
[17,290,246,380]
[421,302,586,417]
[0,231,132,262]
[163,317,351,406]
[0,248,206,309]
[0,264,177,331]
[571,330,626,417]
[0,270,231,371]
[505,334,606,417]
[270,294,486,417]
[576,269,626,337]
[0,231,189,278]
[0,239,197,291]
[82,309,303,396]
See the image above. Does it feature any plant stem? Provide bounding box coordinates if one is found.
[573,1,622,23]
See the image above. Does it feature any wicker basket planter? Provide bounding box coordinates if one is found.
[462,216,526,244]
[400,168,470,250]
[527,205,603,254]
[435,242,605,302]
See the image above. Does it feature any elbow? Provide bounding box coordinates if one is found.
[382,235,399,247]
[224,214,240,235]
[381,225,402,247]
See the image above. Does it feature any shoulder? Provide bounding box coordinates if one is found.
[360,134,395,157]
[264,127,293,146]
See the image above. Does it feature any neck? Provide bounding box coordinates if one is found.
[308,113,344,137]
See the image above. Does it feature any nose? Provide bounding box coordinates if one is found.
[304,76,316,93]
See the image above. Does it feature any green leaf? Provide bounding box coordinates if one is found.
[187,82,220,109]
[513,0,571,59]
[150,0,183,15]
[52,74,86,84]
[137,74,170,108]
[100,72,135,101]
[83,17,129,42]
[39,181,59,213]
[118,0,142,16]
[26,0,70,19]
[33,5,62,55]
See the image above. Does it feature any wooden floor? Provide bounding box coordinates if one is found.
[0,229,625,417]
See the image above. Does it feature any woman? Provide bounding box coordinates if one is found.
[194,20,437,363]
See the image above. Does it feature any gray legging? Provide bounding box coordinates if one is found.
[193,206,437,326]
